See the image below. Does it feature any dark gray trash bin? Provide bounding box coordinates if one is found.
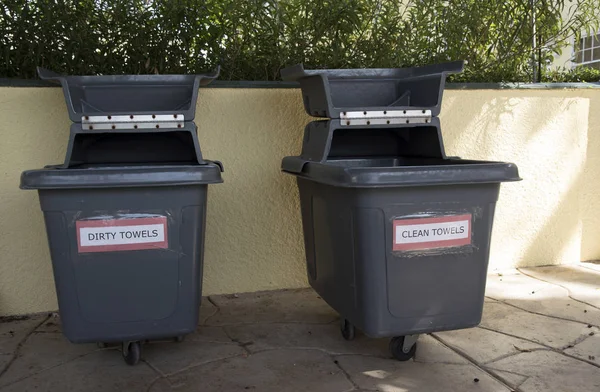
[20,67,223,365]
[281,62,520,361]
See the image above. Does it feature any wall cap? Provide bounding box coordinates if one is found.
[1,78,599,90]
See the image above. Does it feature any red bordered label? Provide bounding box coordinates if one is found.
[76,216,168,253]
[393,214,472,251]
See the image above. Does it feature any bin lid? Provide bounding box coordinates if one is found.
[281,61,463,119]
[281,157,520,188]
[20,163,223,190]
[38,67,220,123]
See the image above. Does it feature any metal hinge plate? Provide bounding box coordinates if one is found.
[340,110,432,126]
[81,114,185,130]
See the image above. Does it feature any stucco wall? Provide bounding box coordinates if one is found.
[0,87,598,316]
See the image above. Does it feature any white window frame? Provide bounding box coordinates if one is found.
[572,30,600,68]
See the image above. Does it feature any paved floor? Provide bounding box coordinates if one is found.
[0,264,599,392]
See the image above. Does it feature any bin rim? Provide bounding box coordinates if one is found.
[281,61,464,81]
[21,163,224,190]
[281,157,521,188]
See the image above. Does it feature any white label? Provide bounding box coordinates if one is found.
[393,214,472,251]
[76,216,168,253]
[79,224,165,246]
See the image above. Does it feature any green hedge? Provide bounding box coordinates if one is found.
[541,67,600,83]
[1,0,599,82]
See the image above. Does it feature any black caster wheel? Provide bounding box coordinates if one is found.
[122,341,142,366]
[389,335,418,361]
[340,319,355,341]
[174,335,185,343]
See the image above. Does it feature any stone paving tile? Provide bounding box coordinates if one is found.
[412,335,470,365]
[225,322,390,356]
[483,369,529,388]
[336,355,510,392]
[225,323,469,363]
[0,315,47,355]
[580,261,600,272]
[564,332,600,363]
[0,354,11,371]
[181,325,231,344]
[480,301,597,349]
[486,271,555,301]
[159,349,353,392]
[143,340,245,375]
[485,350,600,392]
[141,378,173,392]
[206,289,338,326]
[521,266,600,308]
[0,332,98,387]
[199,297,218,325]
[487,272,600,326]
[34,313,61,333]
[434,326,545,364]
[1,349,160,392]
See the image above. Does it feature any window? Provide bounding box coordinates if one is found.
[573,32,600,70]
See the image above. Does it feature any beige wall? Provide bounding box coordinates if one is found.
[0,87,599,316]
[441,91,596,269]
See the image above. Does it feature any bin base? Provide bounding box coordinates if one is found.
[298,177,500,338]
[37,184,210,344]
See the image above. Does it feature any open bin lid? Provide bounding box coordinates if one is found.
[281,61,463,119]
[38,67,220,123]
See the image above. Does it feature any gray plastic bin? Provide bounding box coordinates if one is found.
[281,62,520,361]
[21,68,223,365]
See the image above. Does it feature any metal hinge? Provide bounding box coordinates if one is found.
[340,110,432,126]
[81,114,185,130]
